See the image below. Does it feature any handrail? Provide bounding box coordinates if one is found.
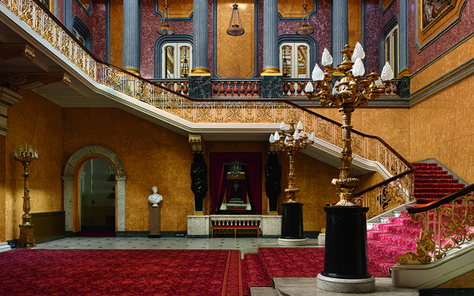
[1,0,414,202]
[398,184,474,264]
[408,183,474,213]
[354,168,416,218]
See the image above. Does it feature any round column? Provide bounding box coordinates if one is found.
[123,0,141,76]
[191,0,210,75]
[262,0,280,75]
[331,0,348,66]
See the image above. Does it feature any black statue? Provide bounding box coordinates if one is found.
[265,153,281,212]
[190,153,208,212]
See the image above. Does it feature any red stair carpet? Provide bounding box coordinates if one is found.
[413,162,465,204]
[0,249,243,296]
[366,162,466,276]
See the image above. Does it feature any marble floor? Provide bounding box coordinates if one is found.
[33,237,418,295]
[35,236,320,257]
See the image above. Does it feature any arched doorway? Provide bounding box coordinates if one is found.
[63,146,127,235]
[80,158,116,235]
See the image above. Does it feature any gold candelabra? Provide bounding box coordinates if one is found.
[269,121,315,203]
[14,144,38,249]
[306,43,393,206]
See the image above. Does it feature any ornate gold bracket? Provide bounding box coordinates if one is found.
[0,44,35,62]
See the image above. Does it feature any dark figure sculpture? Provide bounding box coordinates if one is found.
[190,153,208,212]
[265,153,281,212]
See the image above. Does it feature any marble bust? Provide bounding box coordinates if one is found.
[148,186,163,207]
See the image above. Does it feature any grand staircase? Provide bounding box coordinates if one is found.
[240,162,468,295]
[366,162,466,276]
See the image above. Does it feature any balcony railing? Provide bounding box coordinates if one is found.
[397,184,474,264]
[2,0,413,209]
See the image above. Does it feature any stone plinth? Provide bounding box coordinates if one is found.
[187,215,210,237]
[149,206,161,238]
[261,215,281,237]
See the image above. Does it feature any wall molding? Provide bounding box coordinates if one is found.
[62,145,127,232]
[409,57,474,107]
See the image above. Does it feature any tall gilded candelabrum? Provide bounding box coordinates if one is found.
[14,144,38,249]
[269,121,315,203]
[306,43,393,206]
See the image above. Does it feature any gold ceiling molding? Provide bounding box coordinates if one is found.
[0,72,71,90]
[0,44,35,62]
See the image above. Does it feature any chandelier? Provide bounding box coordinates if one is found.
[296,0,314,36]
[227,1,244,36]
[157,0,175,36]
[229,161,243,178]
[305,42,393,206]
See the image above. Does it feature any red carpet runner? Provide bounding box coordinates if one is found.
[0,249,242,296]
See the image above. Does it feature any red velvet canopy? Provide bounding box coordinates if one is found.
[210,153,262,214]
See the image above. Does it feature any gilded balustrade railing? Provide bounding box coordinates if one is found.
[211,79,259,97]
[283,79,400,98]
[397,184,474,264]
[354,170,415,219]
[1,0,414,203]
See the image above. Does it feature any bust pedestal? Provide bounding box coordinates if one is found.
[149,205,161,238]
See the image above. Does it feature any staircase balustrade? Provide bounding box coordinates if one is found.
[2,0,413,208]
[397,184,474,264]
[211,79,259,97]
[354,170,415,218]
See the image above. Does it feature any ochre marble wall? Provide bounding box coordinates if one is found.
[62,108,193,232]
[217,0,255,78]
[309,107,411,160]
[110,0,123,69]
[410,74,474,184]
[410,36,474,94]
[0,136,6,242]
[5,91,64,241]
[348,0,362,48]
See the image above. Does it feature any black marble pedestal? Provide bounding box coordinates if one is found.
[322,206,370,279]
[280,202,304,239]
[188,76,212,99]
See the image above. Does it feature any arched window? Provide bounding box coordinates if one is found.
[384,25,399,77]
[279,42,310,78]
[162,43,192,78]
[72,16,92,52]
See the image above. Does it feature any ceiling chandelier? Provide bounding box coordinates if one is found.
[296,0,314,36]
[227,1,244,36]
[157,0,175,36]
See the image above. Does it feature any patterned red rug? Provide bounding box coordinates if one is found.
[0,249,242,296]
[258,247,388,279]
[259,247,325,278]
